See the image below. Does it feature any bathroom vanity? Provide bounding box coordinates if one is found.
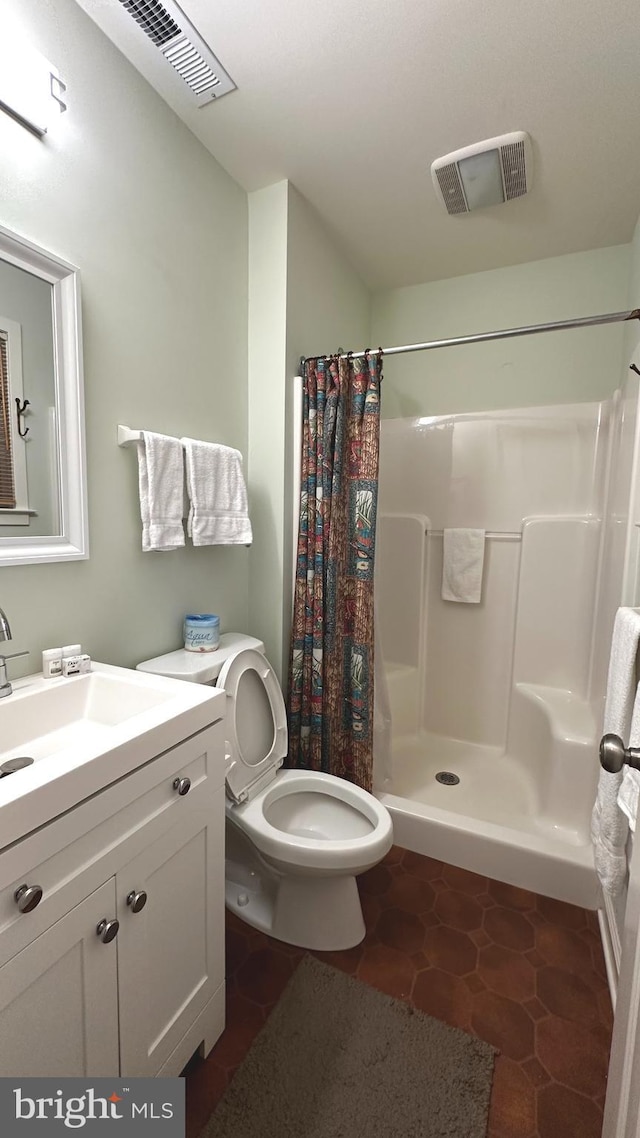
[0,664,226,1077]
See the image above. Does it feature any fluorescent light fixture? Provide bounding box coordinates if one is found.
[457,150,504,210]
[0,34,64,136]
[431,132,533,215]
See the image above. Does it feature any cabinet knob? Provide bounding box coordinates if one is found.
[173,776,191,796]
[96,918,119,944]
[14,884,43,913]
[126,889,148,913]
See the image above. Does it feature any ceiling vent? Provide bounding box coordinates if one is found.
[117,0,236,105]
[431,132,533,215]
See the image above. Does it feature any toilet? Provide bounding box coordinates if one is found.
[138,633,393,950]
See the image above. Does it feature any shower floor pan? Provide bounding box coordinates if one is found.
[376,732,599,909]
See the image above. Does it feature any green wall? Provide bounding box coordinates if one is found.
[0,0,249,674]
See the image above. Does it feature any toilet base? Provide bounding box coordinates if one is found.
[225,825,366,951]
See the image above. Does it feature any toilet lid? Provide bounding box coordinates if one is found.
[216,648,288,803]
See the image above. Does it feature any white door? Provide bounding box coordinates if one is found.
[0,879,119,1077]
[603,826,640,1136]
[116,788,224,1077]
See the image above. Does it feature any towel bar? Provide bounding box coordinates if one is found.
[117,425,143,447]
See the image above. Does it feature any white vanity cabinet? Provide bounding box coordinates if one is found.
[0,717,226,1078]
[0,880,120,1076]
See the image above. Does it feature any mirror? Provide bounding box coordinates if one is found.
[0,223,87,565]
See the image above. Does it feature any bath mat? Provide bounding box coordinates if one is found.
[199,955,496,1138]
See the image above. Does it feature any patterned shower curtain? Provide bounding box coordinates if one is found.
[287,352,382,792]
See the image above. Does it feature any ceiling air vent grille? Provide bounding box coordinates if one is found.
[501,140,527,200]
[119,0,180,46]
[117,0,236,105]
[435,163,467,215]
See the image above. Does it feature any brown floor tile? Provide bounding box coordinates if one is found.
[536,1015,610,1096]
[312,943,363,975]
[478,891,497,909]
[537,965,602,1026]
[535,924,600,978]
[186,850,613,1138]
[488,880,538,912]
[434,888,484,930]
[377,907,426,953]
[401,849,444,879]
[412,967,473,1030]
[386,872,436,914]
[185,1060,228,1138]
[225,926,250,973]
[523,996,548,1021]
[478,944,536,1002]
[520,1055,551,1087]
[537,1083,604,1138]
[484,906,535,951]
[359,863,393,895]
[442,862,489,894]
[464,973,486,994]
[537,894,588,930]
[471,927,492,947]
[597,987,614,1031]
[471,989,535,1060]
[359,890,381,936]
[356,942,414,1000]
[424,924,478,975]
[234,946,294,1006]
[488,1055,536,1138]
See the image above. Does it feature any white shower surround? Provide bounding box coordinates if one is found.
[375,401,619,909]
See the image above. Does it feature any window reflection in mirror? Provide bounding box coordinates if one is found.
[0,258,58,537]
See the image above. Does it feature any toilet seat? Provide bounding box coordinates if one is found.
[228,770,393,873]
[216,648,288,804]
[218,646,393,878]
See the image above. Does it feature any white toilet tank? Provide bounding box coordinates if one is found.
[137,632,266,685]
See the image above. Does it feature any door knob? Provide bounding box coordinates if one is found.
[173,776,191,796]
[600,733,640,774]
[96,918,119,943]
[126,889,147,913]
[14,884,43,913]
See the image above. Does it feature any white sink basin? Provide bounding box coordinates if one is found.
[0,662,225,849]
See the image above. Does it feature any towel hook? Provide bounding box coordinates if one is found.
[630,364,640,377]
[15,398,30,439]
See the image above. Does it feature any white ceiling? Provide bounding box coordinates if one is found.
[78,0,640,290]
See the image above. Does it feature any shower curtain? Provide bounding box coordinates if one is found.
[288,353,382,792]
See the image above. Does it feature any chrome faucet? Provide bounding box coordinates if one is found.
[0,607,28,699]
[0,607,11,643]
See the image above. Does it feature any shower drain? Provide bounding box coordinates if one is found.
[435,771,460,786]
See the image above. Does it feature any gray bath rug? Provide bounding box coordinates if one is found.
[200,955,496,1138]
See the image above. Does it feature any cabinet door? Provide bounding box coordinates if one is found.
[117,787,224,1076]
[0,879,119,1077]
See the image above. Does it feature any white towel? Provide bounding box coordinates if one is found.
[591,607,640,892]
[137,431,185,552]
[441,528,486,603]
[181,438,252,547]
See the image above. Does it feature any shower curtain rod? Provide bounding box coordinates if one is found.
[301,308,640,365]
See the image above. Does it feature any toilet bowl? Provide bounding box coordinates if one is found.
[138,633,393,950]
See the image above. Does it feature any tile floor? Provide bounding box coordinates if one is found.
[186,847,613,1138]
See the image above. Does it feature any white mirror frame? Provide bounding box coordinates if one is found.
[0,224,88,566]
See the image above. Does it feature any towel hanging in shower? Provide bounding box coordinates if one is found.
[441,528,486,603]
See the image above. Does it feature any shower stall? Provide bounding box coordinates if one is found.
[374,380,640,909]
